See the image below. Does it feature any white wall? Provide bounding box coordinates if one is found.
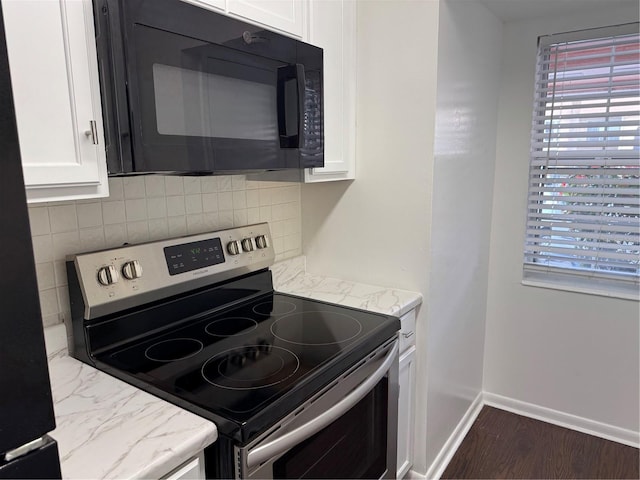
[426,0,502,472]
[484,5,640,434]
[301,0,505,474]
[300,0,440,474]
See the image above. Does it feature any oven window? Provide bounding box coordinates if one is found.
[273,379,388,479]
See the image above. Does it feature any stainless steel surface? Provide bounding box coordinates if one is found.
[238,338,399,479]
[4,437,47,462]
[70,223,275,319]
[246,340,399,469]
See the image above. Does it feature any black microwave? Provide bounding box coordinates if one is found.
[93,0,323,175]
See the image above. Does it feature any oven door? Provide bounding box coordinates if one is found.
[99,0,323,174]
[236,338,399,480]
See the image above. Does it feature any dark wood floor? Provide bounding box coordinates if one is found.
[441,406,640,479]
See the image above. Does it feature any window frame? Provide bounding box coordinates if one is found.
[522,22,640,300]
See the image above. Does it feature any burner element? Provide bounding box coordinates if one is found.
[205,317,258,337]
[202,345,300,390]
[145,338,203,362]
[271,311,363,345]
[253,300,297,317]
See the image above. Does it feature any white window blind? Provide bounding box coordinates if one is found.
[524,23,640,297]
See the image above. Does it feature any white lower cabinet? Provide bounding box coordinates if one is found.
[162,453,206,480]
[305,0,356,182]
[398,345,416,479]
[397,309,416,479]
[2,0,109,203]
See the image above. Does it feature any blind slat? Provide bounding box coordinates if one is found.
[523,245,636,262]
[533,105,640,121]
[530,156,640,165]
[532,140,640,149]
[528,194,640,206]
[536,77,640,93]
[526,211,639,228]
[532,119,639,130]
[530,185,637,194]
[540,34,640,53]
[531,89,637,103]
[527,219,638,234]
[524,254,639,272]
[526,228,639,244]
[530,150,639,159]
[532,128,640,140]
[538,58,640,74]
[526,239,640,257]
[528,166,640,175]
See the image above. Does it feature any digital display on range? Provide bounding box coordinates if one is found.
[164,238,225,275]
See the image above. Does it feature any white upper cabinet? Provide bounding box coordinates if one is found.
[3,0,108,203]
[228,0,305,38]
[179,0,226,13]
[305,0,355,182]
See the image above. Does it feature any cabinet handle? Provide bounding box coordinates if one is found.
[402,331,414,339]
[84,120,98,145]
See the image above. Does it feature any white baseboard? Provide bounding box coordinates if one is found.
[483,391,640,448]
[422,391,484,480]
[415,391,639,480]
[406,469,426,479]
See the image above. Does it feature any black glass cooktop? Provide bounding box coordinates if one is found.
[95,292,398,441]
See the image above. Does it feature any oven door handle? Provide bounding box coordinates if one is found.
[246,339,399,469]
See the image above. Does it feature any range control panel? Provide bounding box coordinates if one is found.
[70,223,275,319]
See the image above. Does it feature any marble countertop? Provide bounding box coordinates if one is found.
[271,256,422,317]
[44,324,218,480]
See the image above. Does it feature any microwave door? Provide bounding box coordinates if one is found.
[129,24,296,173]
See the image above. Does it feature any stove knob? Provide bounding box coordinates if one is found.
[122,260,143,280]
[255,235,269,249]
[258,340,272,353]
[227,240,241,256]
[241,238,254,252]
[97,265,119,286]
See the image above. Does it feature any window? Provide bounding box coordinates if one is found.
[523,23,640,299]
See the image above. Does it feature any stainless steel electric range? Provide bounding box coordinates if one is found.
[67,223,399,479]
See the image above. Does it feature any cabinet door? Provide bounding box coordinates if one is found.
[179,0,226,13]
[305,0,355,182]
[227,0,304,38]
[397,346,416,479]
[2,0,108,203]
[162,454,205,480]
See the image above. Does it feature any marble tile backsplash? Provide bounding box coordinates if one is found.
[28,175,302,327]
